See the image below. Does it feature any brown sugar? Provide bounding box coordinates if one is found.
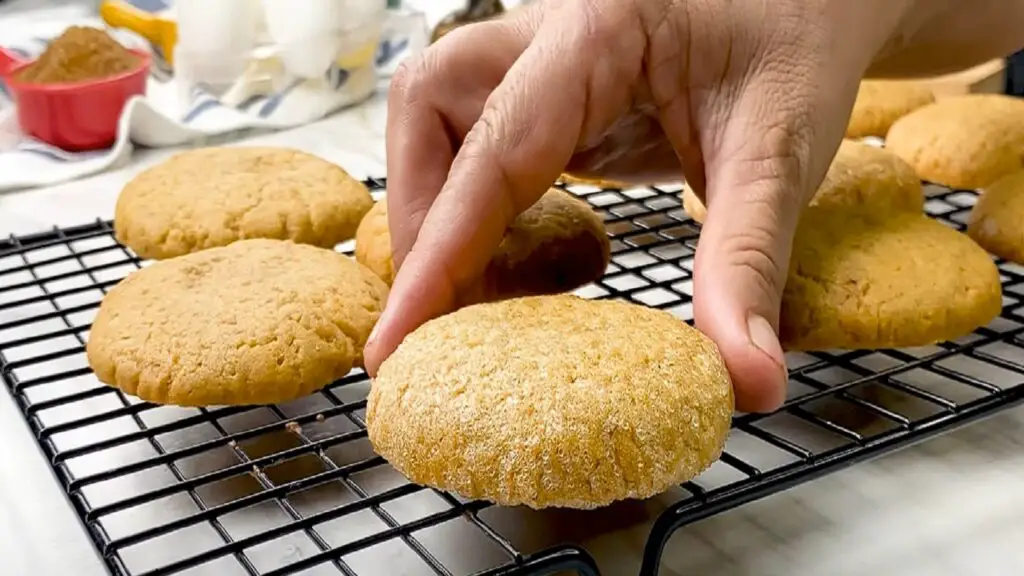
[14,26,140,84]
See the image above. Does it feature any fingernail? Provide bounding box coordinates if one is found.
[747,314,785,370]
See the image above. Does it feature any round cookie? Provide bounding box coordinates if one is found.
[682,139,924,223]
[884,94,1024,189]
[366,294,734,510]
[86,239,389,406]
[114,146,374,260]
[780,208,1002,351]
[845,80,935,139]
[355,188,611,296]
[967,169,1024,264]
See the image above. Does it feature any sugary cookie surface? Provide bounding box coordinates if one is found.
[367,294,734,510]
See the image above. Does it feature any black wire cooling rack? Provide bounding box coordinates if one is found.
[2,176,1024,576]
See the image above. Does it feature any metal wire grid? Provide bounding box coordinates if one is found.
[0,177,1023,576]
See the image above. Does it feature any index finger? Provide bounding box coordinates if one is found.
[364,20,596,375]
[383,58,455,274]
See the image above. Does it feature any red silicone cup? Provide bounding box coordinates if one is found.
[0,47,151,151]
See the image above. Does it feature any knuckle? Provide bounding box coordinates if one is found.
[475,99,534,174]
[389,200,431,259]
[760,118,812,181]
[730,115,815,212]
[389,51,441,105]
[566,0,648,142]
[576,0,647,73]
[718,217,786,301]
[463,108,505,158]
[576,0,618,46]
[455,112,535,220]
[466,113,527,214]
[643,17,687,109]
[388,57,421,98]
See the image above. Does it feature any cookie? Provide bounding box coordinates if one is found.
[558,172,634,189]
[967,169,1024,264]
[86,239,389,406]
[884,94,1024,189]
[366,294,734,509]
[781,208,1002,351]
[845,80,935,139]
[114,147,374,260]
[353,201,395,284]
[682,139,924,223]
[680,184,707,223]
[355,188,611,296]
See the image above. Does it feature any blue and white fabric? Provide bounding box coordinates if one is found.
[0,7,424,192]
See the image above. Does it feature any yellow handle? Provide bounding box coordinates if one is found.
[335,40,379,71]
[100,0,160,43]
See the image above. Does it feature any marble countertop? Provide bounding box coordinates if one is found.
[3,2,1024,576]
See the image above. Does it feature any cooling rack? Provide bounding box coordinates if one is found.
[2,177,1024,576]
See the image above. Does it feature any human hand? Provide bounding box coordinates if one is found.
[363,0,916,413]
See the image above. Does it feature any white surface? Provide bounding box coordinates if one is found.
[2,3,1024,576]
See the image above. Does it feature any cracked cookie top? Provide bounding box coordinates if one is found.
[86,239,388,406]
[114,146,374,260]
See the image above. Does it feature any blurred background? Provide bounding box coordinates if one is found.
[1,0,1016,94]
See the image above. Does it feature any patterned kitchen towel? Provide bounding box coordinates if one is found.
[0,8,427,193]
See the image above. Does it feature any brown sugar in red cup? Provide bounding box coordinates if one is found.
[0,26,150,151]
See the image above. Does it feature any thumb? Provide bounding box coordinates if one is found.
[691,106,827,413]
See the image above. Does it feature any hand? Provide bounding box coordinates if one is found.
[363,0,917,413]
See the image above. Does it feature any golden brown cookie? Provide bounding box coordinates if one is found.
[680,184,707,223]
[114,147,374,260]
[780,208,1002,351]
[86,239,389,407]
[884,94,1024,189]
[355,188,611,296]
[967,169,1024,264]
[353,201,394,284]
[845,80,935,139]
[558,172,634,189]
[682,139,924,223]
[366,294,734,510]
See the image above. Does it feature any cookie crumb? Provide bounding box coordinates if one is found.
[285,421,302,434]
[315,413,326,422]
